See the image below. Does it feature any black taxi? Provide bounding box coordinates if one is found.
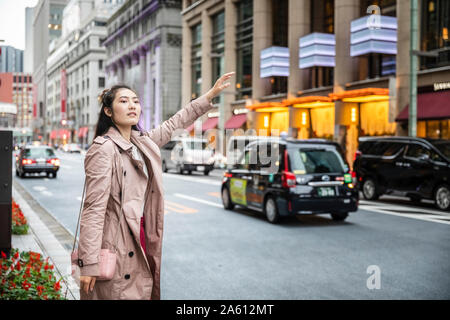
[221,138,359,223]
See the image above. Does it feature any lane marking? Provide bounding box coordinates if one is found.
[32,186,47,191]
[173,193,222,208]
[165,200,198,214]
[359,205,450,225]
[163,173,221,186]
[207,192,220,198]
[359,199,450,217]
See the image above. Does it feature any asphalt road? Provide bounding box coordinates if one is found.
[13,151,450,299]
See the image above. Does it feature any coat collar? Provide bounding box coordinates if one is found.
[105,126,133,151]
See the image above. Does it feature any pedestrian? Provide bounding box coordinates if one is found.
[76,72,234,300]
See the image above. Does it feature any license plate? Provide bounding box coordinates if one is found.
[318,187,335,197]
[197,166,204,171]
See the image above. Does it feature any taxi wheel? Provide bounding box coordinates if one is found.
[204,170,209,176]
[162,161,168,172]
[264,196,280,224]
[330,212,348,221]
[222,187,234,210]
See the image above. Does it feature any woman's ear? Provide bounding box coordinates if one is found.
[104,107,112,118]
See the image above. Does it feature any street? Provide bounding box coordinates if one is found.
[12,150,450,299]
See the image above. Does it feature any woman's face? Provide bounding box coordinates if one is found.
[105,88,141,127]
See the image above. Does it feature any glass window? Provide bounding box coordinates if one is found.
[382,142,405,156]
[185,141,208,150]
[191,23,202,99]
[236,0,253,100]
[432,141,450,160]
[405,144,431,159]
[25,148,55,158]
[290,148,347,174]
[421,0,450,69]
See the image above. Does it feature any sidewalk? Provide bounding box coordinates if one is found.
[11,182,80,300]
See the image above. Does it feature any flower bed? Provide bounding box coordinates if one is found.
[12,200,29,235]
[0,249,66,300]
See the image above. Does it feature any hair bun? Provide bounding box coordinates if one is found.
[98,88,110,103]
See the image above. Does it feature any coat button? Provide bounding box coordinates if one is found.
[124,274,130,280]
[128,251,134,257]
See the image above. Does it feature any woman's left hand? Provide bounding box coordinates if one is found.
[204,72,235,102]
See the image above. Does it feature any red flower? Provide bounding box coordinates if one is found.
[14,252,19,259]
[1,251,6,259]
[44,264,49,271]
[22,281,31,291]
[54,281,61,292]
[50,265,54,270]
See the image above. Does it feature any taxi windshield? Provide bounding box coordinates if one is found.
[290,148,346,174]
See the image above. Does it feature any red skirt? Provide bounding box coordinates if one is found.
[140,216,146,254]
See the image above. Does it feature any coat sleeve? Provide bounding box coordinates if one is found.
[143,95,214,148]
[78,141,114,277]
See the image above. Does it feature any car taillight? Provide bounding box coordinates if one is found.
[22,159,35,165]
[224,172,233,178]
[47,158,60,166]
[350,170,356,178]
[282,171,296,188]
[353,150,362,161]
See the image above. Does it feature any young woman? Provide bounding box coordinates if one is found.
[77,72,234,300]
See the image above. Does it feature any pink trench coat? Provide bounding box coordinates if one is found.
[78,96,213,300]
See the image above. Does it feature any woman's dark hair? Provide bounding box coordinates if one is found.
[93,84,143,140]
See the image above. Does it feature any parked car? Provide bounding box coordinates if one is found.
[62,143,82,153]
[353,136,450,210]
[221,138,358,223]
[161,137,215,175]
[15,145,60,178]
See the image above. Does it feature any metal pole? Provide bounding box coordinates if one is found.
[409,0,418,137]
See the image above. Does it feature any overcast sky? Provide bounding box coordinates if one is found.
[0,0,39,50]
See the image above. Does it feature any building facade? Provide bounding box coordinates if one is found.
[103,0,183,131]
[32,0,68,141]
[181,0,450,165]
[0,73,34,143]
[25,7,35,74]
[0,46,24,73]
[46,0,123,147]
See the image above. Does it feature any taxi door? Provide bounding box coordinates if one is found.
[229,144,257,208]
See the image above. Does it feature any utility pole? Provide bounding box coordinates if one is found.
[409,0,438,137]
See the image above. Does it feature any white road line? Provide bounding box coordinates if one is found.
[359,200,450,217]
[173,193,223,208]
[163,173,221,186]
[41,190,53,196]
[32,186,47,191]
[359,205,450,225]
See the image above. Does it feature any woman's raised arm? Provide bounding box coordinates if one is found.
[144,72,234,148]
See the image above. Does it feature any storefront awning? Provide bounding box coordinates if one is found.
[329,88,389,102]
[396,90,450,121]
[57,129,71,139]
[202,117,218,131]
[50,130,57,140]
[224,114,247,129]
[246,102,287,113]
[283,96,334,108]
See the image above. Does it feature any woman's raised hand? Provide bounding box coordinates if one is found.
[204,72,235,102]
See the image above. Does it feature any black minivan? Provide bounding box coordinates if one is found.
[221,138,359,223]
[353,136,450,210]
